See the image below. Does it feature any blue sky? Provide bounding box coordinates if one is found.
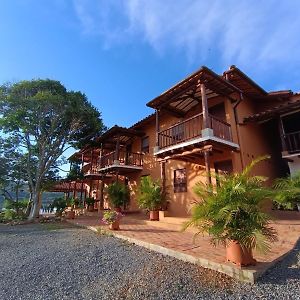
[1,0,300,130]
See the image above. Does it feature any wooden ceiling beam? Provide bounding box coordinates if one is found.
[163,145,212,161]
[161,106,185,118]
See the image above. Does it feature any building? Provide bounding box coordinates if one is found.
[63,65,300,217]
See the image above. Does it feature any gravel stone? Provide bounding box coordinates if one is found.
[0,223,299,300]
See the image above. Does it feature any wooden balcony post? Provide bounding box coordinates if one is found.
[80,180,84,202]
[155,109,160,147]
[98,180,104,210]
[90,149,93,172]
[99,143,103,168]
[278,116,286,151]
[200,83,210,129]
[115,135,120,163]
[204,150,212,185]
[73,182,76,198]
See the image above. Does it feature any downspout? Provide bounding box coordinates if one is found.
[233,93,245,170]
[225,72,245,169]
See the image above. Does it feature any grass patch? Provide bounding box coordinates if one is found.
[41,222,75,231]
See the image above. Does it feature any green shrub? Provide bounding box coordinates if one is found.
[3,209,18,220]
[106,182,129,209]
[137,176,166,211]
[85,197,95,206]
[50,197,67,215]
[273,172,300,210]
[3,199,29,219]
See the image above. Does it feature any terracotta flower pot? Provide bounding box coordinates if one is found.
[149,210,159,221]
[226,240,256,267]
[88,205,94,212]
[109,220,120,230]
[66,210,75,219]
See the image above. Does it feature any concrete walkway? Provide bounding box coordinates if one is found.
[67,210,300,283]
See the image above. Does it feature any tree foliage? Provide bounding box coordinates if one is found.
[0,79,105,219]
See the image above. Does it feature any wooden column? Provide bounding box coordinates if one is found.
[115,135,120,161]
[98,181,104,210]
[99,143,103,168]
[124,177,129,211]
[160,160,166,193]
[89,179,93,198]
[80,180,84,202]
[90,149,94,173]
[84,187,87,203]
[67,181,71,198]
[277,116,286,151]
[96,179,100,209]
[200,83,210,129]
[204,150,212,185]
[155,109,160,147]
[73,182,76,198]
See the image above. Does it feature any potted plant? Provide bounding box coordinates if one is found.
[65,197,76,219]
[183,157,277,266]
[102,210,123,230]
[273,172,300,212]
[85,197,95,212]
[137,176,166,221]
[50,197,67,217]
[106,182,129,212]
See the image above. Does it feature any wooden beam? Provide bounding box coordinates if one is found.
[160,106,185,118]
[201,83,210,129]
[163,145,212,161]
[115,135,120,161]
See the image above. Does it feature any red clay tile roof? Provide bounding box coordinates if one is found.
[244,98,300,123]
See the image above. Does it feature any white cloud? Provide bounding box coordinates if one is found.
[72,0,300,72]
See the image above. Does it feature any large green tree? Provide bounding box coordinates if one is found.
[0,79,105,219]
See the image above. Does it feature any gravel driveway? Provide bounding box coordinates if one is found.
[0,223,299,300]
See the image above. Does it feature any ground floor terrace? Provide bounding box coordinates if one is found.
[1,221,299,300]
[66,210,300,284]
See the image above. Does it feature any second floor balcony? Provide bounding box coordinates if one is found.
[87,150,143,175]
[158,112,233,150]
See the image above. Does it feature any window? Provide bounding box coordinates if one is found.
[174,168,187,193]
[141,136,149,153]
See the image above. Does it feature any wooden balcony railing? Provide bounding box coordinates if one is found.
[158,113,232,149]
[282,131,300,153]
[86,151,143,173]
[99,151,143,169]
[209,115,232,142]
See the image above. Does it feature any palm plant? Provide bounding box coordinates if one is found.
[273,172,300,211]
[137,176,166,211]
[184,156,277,254]
[106,182,129,209]
[85,197,95,206]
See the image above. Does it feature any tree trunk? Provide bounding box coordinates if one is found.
[28,190,42,220]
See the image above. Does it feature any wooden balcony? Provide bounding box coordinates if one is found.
[282,131,300,154]
[156,113,236,157]
[88,150,143,175]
